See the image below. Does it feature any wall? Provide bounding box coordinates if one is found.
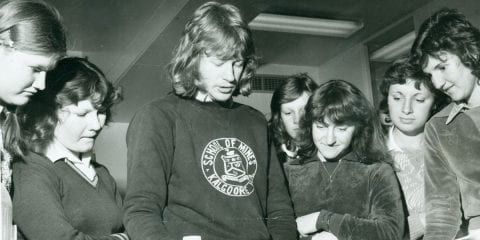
[235,63,321,117]
[317,44,374,102]
[94,122,129,194]
[413,0,480,30]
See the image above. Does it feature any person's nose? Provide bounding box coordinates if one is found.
[402,98,413,115]
[223,61,237,83]
[431,72,446,90]
[89,113,103,131]
[32,71,46,91]
[293,112,301,125]
[325,127,336,145]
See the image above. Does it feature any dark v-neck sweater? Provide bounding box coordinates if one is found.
[12,152,125,240]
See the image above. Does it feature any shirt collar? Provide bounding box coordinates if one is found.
[45,138,92,165]
[387,126,403,152]
[445,102,469,125]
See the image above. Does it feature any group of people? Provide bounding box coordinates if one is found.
[270,7,480,240]
[0,0,479,240]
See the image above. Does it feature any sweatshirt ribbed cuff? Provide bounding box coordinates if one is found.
[315,210,333,231]
[111,233,129,240]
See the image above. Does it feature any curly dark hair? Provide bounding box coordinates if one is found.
[18,57,122,154]
[299,80,390,164]
[269,73,318,155]
[411,8,480,79]
[380,58,450,117]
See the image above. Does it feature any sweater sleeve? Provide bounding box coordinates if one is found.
[123,104,175,240]
[266,143,298,240]
[423,122,461,240]
[107,168,130,240]
[12,159,123,240]
[320,164,404,240]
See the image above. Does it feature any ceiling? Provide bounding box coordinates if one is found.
[45,0,433,122]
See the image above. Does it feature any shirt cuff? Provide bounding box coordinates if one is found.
[408,214,425,240]
[469,217,480,231]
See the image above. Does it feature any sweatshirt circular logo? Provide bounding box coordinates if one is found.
[201,138,257,197]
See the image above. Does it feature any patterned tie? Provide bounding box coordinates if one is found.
[0,109,13,193]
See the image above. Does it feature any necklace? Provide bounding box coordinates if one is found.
[320,160,342,182]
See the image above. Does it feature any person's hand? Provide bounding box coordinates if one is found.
[296,212,320,236]
[311,231,338,240]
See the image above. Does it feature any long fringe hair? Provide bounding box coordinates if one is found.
[167,1,257,98]
[298,80,390,165]
[269,73,318,155]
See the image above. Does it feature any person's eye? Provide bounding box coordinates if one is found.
[97,109,108,117]
[337,127,348,131]
[31,67,44,73]
[210,58,225,66]
[75,112,88,117]
[416,98,426,103]
[233,61,244,68]
[314,123,325,129]
[392,96,401,101]
[282,111,292,116]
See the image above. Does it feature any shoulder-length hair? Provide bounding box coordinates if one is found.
[0,0,67,157]
[299,80,389,164]
[18,57,122,154]
[380,58,450,117]
[0,0,66,57]
[411,8,480,79]
[269,73,318,150]
[167,1,257,98]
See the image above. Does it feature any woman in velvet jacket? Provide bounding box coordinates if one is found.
[285,79,405,240]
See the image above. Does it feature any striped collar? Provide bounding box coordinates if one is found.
[45,139,97,184]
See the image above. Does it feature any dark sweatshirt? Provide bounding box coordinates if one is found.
[124,94,296,240]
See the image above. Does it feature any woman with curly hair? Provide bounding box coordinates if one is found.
[12,57,127,240]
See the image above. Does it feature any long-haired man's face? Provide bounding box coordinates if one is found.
[423,51,479,104]
[195,53,244,102]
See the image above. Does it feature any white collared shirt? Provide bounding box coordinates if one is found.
[45,139,97,182]
[387,126,403,153]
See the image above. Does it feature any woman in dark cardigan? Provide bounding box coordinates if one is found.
[286,79,405,240]
[12,57,127,240]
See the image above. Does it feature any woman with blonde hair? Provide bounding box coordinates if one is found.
[0,1,66,238]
